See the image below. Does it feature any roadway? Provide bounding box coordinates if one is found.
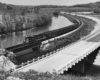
[15,14,100,74]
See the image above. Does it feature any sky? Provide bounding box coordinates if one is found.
[0,0,100,6]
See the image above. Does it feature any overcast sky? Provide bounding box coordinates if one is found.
[0,0,100,6]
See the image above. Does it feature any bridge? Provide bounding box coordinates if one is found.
[11,14,100,74]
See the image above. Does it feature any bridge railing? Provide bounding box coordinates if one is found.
[15,48,62,69]
[9,42,100,74]
[15,46,67,70]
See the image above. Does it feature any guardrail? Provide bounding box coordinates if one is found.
[56,43,100,74]
[15,48,63,69]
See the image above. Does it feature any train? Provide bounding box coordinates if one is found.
[5,17,81,57]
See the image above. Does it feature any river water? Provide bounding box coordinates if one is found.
[0,16,73,48]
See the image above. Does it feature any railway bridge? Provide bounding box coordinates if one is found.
[12,14,100,74]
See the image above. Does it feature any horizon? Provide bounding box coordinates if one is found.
[0,0,100,6]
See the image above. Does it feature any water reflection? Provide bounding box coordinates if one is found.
[49,16,73,30]
[0,16,73,48]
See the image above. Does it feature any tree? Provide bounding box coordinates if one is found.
[0,55,16,71]
[93,8,100,14]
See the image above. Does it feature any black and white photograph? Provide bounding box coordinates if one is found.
[0,0,100,80]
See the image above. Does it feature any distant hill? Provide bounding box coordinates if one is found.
[71,1,100,9]
[0,1,100,14]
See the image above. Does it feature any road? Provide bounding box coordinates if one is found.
[15,14,100,74]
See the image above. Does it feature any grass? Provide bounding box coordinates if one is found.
[0,64,100,80]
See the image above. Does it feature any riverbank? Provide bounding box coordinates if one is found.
[0,10,74,35]
[0,9,53,34]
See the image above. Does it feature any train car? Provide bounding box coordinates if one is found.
[25,23,79,44]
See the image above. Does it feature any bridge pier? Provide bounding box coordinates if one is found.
[69,46,100,74]
[70,60,85,74]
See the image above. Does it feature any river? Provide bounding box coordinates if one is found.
[0,16,73,48]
